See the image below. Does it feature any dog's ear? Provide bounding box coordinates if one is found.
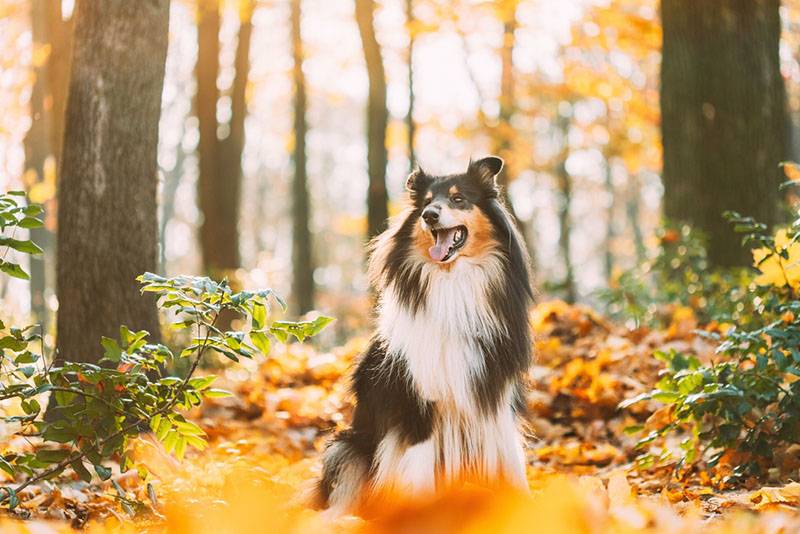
[405,167,428,193]
[468,156,504,191]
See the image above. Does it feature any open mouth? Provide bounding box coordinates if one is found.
[428,225,468,263]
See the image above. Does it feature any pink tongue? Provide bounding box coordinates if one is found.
[429,228,457,262]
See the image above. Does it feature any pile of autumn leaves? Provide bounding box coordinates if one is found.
[9,219,800,531]
[4,294,800,532]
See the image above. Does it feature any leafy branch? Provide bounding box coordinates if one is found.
[0,269,332,508]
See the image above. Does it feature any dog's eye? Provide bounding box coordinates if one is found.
[452,195,464,204]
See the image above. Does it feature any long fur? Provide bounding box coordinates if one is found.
[312,157,533,514]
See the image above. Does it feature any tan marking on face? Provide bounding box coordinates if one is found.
[460,208,497,260]
[414,205,497,268]
[425,191,433,201]
[412,217,434,259]
[448,186,458,196]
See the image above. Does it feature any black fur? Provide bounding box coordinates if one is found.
[315,157,533,509]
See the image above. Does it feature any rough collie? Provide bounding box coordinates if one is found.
[314,156,533,514]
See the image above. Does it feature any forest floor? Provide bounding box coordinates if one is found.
[3,301,800,533]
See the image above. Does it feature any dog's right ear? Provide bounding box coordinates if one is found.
[405,168,429,193]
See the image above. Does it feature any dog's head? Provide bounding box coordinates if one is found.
[405,156,504,265]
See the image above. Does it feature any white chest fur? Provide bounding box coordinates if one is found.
[377,257,505,408]
[372,255,528,495]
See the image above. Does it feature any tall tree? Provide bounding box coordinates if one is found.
[406,0,416,171]
[55,0,169,368]
[555,112,576,303]
[626,173,646,265]
[492,0,532,254]
[661,0,787,267]
[23,1,72,331]
[355,0,389,240]
[291,0,314,314]
[495,2,518,206]
[195,0,255,277]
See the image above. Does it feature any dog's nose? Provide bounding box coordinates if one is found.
[422,207,440,225]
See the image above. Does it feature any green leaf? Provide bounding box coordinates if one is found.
[618,392,651,410]
[187,375,216,391]
[307,316,335,336]
[162,431,179,454]
[2,487,19,509]
[269,326,288,344]
[174,436,187,460]
[101,337,122,362]
[23,206,43,218]
[0,336,26,351]
[183,434,207,451]
[13,351,39,364]
[21,398,40,415]
[54,389,76,406]
[250,330,271,355]
[72,460,93,483]
[0,237,43,255]
[652,391,681,403]
[18,216,43,229]
[203,388,232,399]
[0,261,28,280]
[173,419,205,437]
[42,425,77,444]
[36,449,71,464]
[252,302,267,330]
[149,414,163,433]
[94,464,112,481]
[0,457,14,477]
[155,417,171,441]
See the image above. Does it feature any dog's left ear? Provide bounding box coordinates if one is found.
[468,156,504,190]
[406,167,428,192]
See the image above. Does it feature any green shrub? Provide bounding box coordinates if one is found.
[621,206,800,482]
[0,192,331,508]
[599,223,752,328]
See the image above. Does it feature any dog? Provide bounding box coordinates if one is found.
[313,156,533,515]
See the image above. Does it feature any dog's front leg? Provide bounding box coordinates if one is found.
[372,430,436,498]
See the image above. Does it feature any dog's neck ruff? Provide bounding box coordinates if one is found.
[377,254,506,409]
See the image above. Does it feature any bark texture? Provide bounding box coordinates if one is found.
[55,0,169,366]
[661,0,787,267]
[291,0,315,314]
[355,0,390,240]
[195,0,254,276]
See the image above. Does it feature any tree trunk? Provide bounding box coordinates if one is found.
[494,1,532,254]
[627,172,646,265]
[603,155,616,282]
[46,0,73,169]
[661,0,787,267]
[406,0,416,172]
[55,0,168,369]
[196,0,250,277]
[555,114,576,303]
[24,0,53,330]
[24,1,72,333]
[291,0,314,314]
[355,0,389,240]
